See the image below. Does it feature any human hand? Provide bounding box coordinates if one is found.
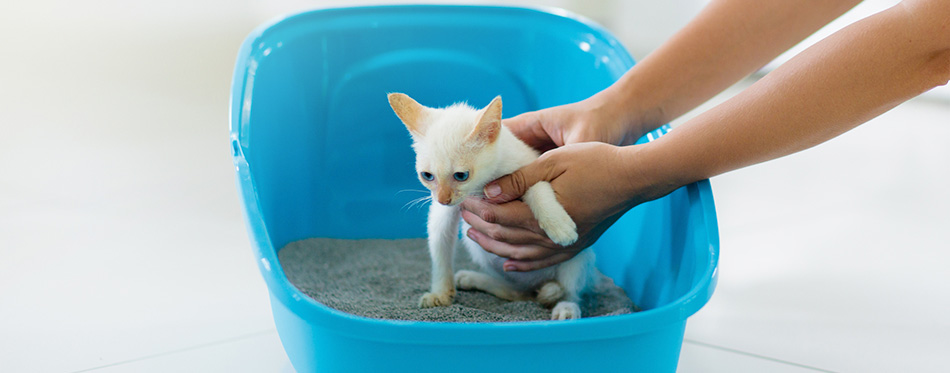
[503,92,646,152]
[461,142,658,271]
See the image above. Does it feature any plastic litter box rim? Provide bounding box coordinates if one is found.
[230,4,719,346]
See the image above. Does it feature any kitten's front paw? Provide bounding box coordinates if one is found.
[539,214,578,246]
[551,301,582,320]
[419,292,454,308]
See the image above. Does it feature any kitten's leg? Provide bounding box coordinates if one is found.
[522,181,578,246]
[419,203,460,308]
[456,234,529,301]
[536,281,565,308]
[549,250,596,320]
[454,270,529,301]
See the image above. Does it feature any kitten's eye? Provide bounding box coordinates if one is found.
[453,171,469,182]
[420,172,434,181]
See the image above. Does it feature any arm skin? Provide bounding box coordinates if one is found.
[462,0,950,271]
[505,0,863,151]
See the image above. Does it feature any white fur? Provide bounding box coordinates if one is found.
[389,93,603,320]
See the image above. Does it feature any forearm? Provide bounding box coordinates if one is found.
[635,0,950,194]
[604,0,861,134]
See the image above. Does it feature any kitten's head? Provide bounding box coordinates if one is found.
[388,92,503,206]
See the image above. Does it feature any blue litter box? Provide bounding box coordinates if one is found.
[230,5,718,372]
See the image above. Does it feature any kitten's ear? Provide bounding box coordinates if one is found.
[468,96,502,145]
[388,93,428,137]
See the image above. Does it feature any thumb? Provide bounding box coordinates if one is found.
[503,112,556,152]
[501,112,529,137]
[483,159,549,204]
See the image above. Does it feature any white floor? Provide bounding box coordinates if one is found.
[2,2,948,373]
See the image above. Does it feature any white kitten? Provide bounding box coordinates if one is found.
[388,93,602,320]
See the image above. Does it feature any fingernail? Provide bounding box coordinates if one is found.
[466,228,476,240]
[503,263,515,272]
[485,184,501,198]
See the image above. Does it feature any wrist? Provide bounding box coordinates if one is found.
[599,72,669,144]
[617,140,689,207]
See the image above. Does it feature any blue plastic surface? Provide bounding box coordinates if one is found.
[230,5,719,372]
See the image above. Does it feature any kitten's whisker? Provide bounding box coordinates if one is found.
[402,195,432,211]
[396,189,430,195]
[413,196,433,210]
[403,199,421,211]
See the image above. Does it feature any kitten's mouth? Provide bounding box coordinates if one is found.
[434,188,485,206]
[437,193,479,207]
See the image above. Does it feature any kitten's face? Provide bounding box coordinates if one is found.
[389,93,502,206]
[412,139,497,206]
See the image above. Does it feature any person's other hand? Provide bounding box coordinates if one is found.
[503,93,646,152]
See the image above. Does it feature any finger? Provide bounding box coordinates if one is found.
[461,209,554,246]
[501,113,527,134]
[465,228,552,262]
[503,113,556,152]
[483,157,556,204]
[503,253,574,272]
[460,198,546,236]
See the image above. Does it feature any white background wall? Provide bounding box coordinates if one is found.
[4,0,943,101]
[1,1,946,372]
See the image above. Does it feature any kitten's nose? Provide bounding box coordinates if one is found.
[437,187,453,205]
